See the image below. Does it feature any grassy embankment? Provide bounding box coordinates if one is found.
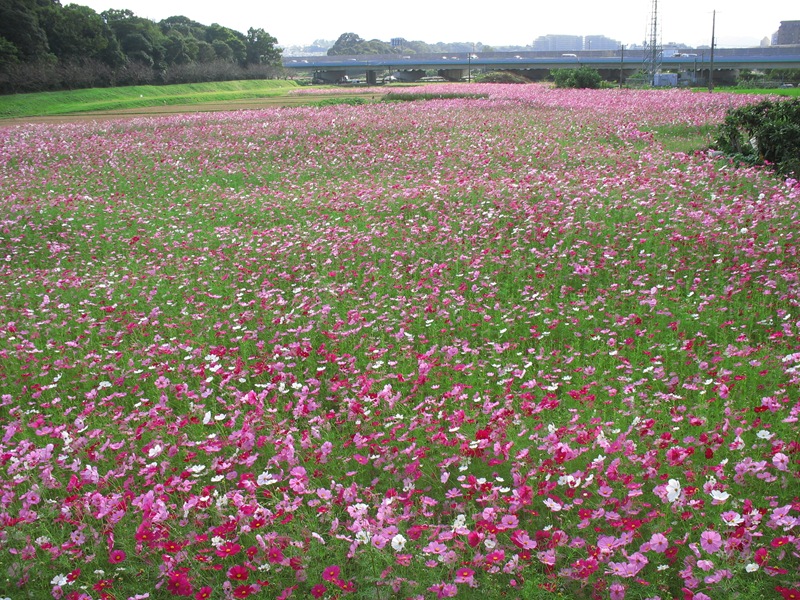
[0,80,306,119]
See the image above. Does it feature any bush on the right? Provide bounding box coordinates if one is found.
[715,97,800,177]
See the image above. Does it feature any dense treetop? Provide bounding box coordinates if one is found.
[327,32,495,56]
[0,0,281,92]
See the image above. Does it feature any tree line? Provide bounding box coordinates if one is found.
[0,0,283,94]
[327,33,496,56]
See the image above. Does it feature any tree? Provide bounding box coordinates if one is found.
[105,13,166,68]
[212,39,234,62]
[0,0,52,61]
[328,32,364,55]
[164,31,198,65]
[553,66,602,89]
[39,4,124,66]
[246,27,280,65]
[0,35,21,68]
[196,40,216,63]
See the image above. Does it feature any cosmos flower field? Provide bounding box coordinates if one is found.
[0,84,798,600]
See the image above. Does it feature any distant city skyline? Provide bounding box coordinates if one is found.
[74,0,792,49]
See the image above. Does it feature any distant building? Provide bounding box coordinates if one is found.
[584,35,621,51]
[761,36,771,47]
[391,38,407,48]
[533,34,583,52]
[776,21,800,45]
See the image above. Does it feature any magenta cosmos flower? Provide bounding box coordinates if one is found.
[108,549,126,563]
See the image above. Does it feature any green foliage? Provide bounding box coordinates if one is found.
[476,71,530,84]
[381,91,489,103]
[715,97,800,177]
[0,3,282,93]
[328,32,396,56]
[309,97,368,107]
[553,67,602,89]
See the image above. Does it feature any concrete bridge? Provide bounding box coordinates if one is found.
[283,46,800,85]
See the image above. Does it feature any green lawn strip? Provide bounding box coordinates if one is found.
[693,86,800,97]
[0,80,300,118]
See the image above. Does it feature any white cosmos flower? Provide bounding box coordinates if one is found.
[51,574,68,586]
[666,479,682,502]
[391,534,407,551]
[710,490,730,504]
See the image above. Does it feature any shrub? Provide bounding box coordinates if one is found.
[475,71,530,84]
[309,97,367,107]
[715,97,800,177]
[552,67,602,89]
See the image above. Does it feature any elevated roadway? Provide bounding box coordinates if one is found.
[283,47,800,84]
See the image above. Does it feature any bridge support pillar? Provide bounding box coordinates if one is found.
[438,68,468,82]
[366,70,378,85]
[392,69,425,82]
[713,69,739,86]
[506,68,550,81]
[314,70,347,84]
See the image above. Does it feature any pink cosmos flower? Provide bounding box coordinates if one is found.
[423,540,448,555]
[648,533,669,553]
[454,567,475,585]
[699,530,722,553]
[610,582,626,600]
[310,584,327,598]
[498,515,519,530]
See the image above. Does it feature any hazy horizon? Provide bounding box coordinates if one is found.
[75,0,793,50]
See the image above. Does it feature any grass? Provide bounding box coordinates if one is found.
[0,80,300,119]
[698,86,800,97]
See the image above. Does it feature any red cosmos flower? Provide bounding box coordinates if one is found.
[771,536,790,547]
[215,542,241,558]
[227,565,249,581]
[266,546,284,563]
[321,565,341,582]
[310,584,327,598]
[166,568,193,596]
[135,528,156,544]
[194,587,212,600]
[467,531,481,547]
[163,539,183,553]
[108,549,126,563]
[485,550,505,565]
[233,584,255,598]
[93,579,114,591]
[776,587,800,600]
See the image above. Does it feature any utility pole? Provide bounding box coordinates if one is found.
[646,0,662,86]
[619,44,625,88]
[709,10,716,92]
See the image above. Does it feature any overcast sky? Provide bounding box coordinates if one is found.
[74,0,792,49]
